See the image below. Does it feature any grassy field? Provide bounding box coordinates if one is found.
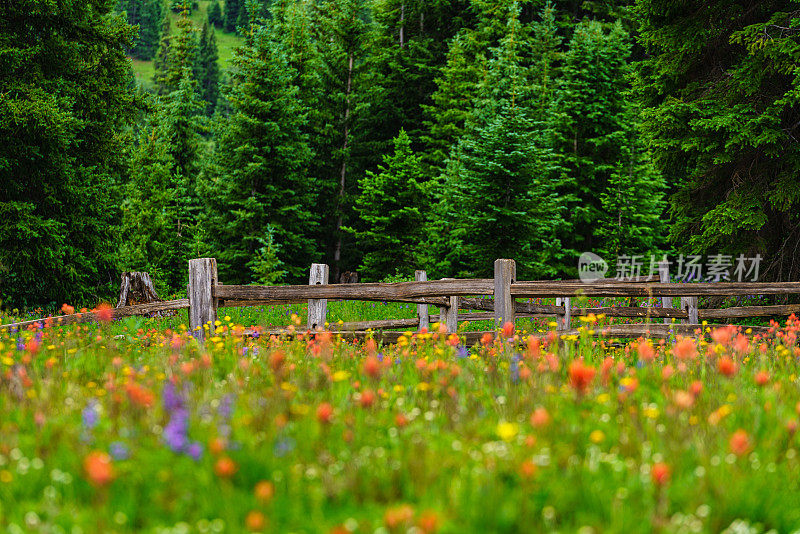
[130,1,243,90]
[0,303,799,532]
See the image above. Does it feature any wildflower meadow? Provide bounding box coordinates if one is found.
[1,308,800,533]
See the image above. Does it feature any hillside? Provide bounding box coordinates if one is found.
[130,0,243,89]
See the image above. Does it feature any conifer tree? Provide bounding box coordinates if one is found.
[556,20,664,267]
[117,0,164,60]
[635,0,800,280]
[309,0,376,277]
[201,21,318,283]
[154,6,199,95]
[195,22,220,115]
[0,0,137,306]
[435,7,564,279]
[208,2,224,28]
[224,0,243,32]
[348,130,428,279]
[152,16,172,86]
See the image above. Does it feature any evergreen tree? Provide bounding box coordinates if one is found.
[433,7,564,279]
[117,0,164,60]
[440,105,563,279]
[0,0,137,307]
[556,20,664,268]
[208,2,224,28]
[152,16,173,91]
[224,0,243,32]
[635,0,800,281]
[309,0,377,277]
[201,22,318,283]
[154,6,199,95]
[195,22,221,115]
[347,130,428,279]
[119,73,205,293]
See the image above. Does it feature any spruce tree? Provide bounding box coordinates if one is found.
[208,2,224,28]
[224,0,243,32]
[117,0,164,60]
[556,20,665,268]
[435,8,564,279]
[0,0,137,306]
[201,22,318,283]
[309,0,376,277]
[635,0,800,280]
[119,73,205,293]
[154,6,199,95]
[195,22,220,115]
[348,130,428,280]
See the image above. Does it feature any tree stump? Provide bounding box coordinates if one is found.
[116,272,176,318]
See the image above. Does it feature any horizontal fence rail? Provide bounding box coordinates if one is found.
[5,257,799,343]
[510,281,800,298]
[0,299,189,332]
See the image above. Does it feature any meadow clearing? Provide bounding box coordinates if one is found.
[1,301,799,533]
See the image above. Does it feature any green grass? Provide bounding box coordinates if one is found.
[130,0,243,89]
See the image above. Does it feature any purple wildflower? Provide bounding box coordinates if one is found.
[163,408,189,453]
[186,441,203,461]
[109,441,130,460]
[82,400,99,431]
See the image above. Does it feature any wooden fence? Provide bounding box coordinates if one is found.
[3,257,799,342]
[189,258,800,341]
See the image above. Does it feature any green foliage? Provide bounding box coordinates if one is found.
[556,20,665,270]
[201,22,319,284]
[154,6,199,95]
[118,75,206,294]
[117,0,165,60]
[634,0,800,280]
[247,225,288,284]
[195,22,221,115]
[208,1,224,28]
[0,0,137,307]
[224,0,244,32]
[347,130,428,280]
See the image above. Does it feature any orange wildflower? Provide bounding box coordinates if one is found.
[568,359,595,394]
[83,451,114,487]
[729,429,751,456]
[214,456,238,478]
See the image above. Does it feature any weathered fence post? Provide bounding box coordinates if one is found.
[494,259,516,327]
[308,263,329,330]
[415,270,429,331]
[556,297,571,331]
[682,296,699,325]
[442,278,459,333]
[188,258,218,341]
[658,260,672,324]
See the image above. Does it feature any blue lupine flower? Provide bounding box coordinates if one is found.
[109,441,130,461]
[82,400,99,431]
[186,441,203,461]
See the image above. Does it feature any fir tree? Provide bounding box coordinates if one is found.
[435,8,564,279]
[154,6,199,95]
[119,71,205,293]
[635,0,800,280]
[556,20,664,268]
[117,0,164,60]
[309,0,376,277]
[224,0,243,32]
[202,22,318,283]
[208,2,224,28]
[0,0,137,306]
[347,129,428,279]
[195,22,220,115]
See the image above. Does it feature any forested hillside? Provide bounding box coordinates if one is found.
[1,0,798,307]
